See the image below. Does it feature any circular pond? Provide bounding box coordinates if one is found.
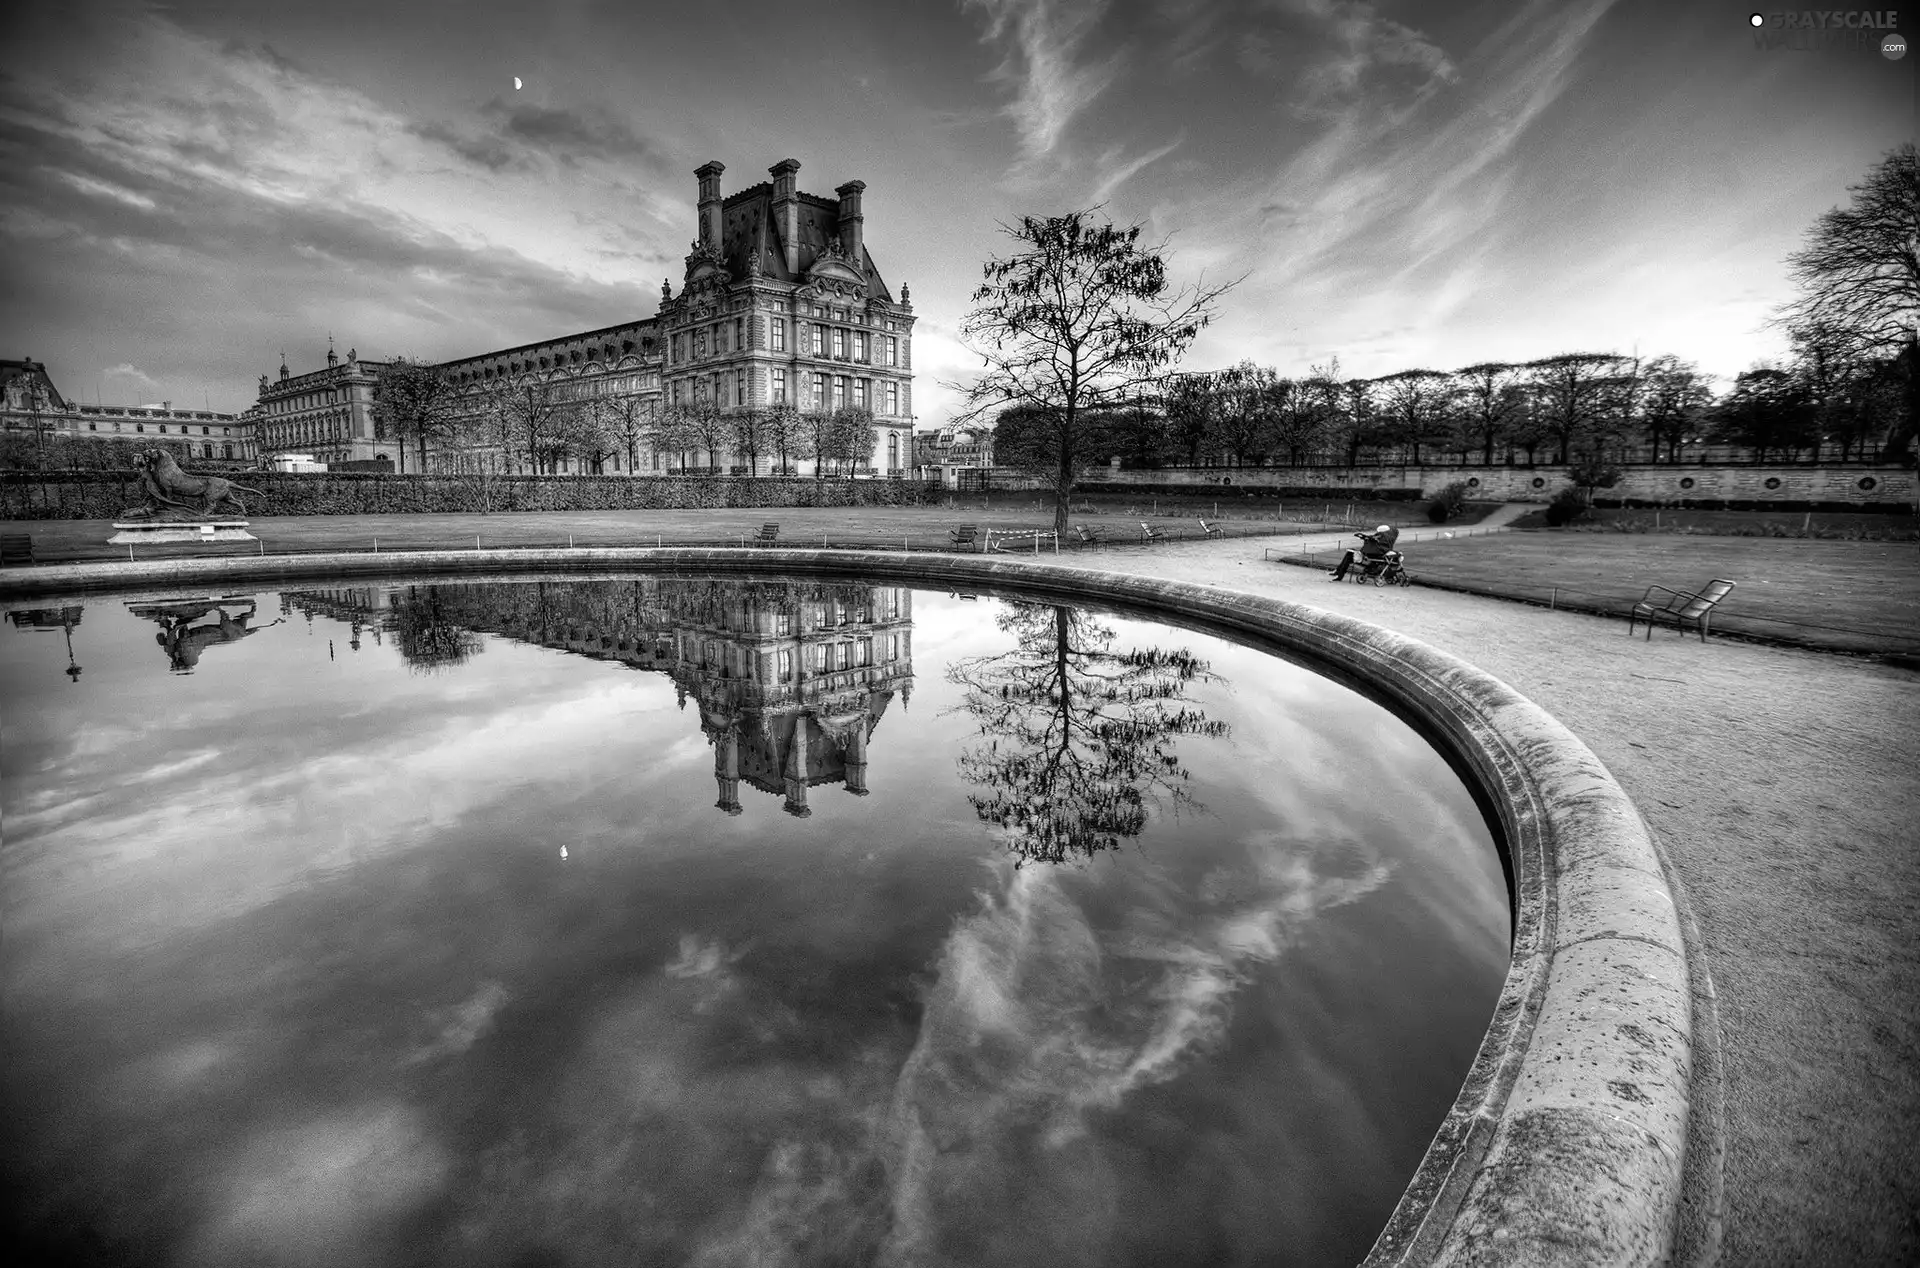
[1,575,1507,1267]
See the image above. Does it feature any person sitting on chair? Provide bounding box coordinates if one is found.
[1331,524,1400,581]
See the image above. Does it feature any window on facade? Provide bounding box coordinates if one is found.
[858,638,872,666]
[88,422,96,431]
[831,327,845,359]
[772,369,787,403]
[885,382,898,416]
[853,380,868,411]
[735,371,745,406]
[888,433,898,468]
[223,445,233,459]
[770,318,785,352]
[812,374,827,409]
[855,331,870,362]
[734,317,744,350]
[136,424,144,433]
[833,377,847,411]
[777,648,793,682]
[813,324,826,356]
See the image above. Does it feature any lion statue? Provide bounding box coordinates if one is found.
[131,449,263,518]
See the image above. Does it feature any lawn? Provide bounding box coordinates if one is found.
[0,503,1315,566]
[1287,531,1920,658]
[1513,504,1918,540]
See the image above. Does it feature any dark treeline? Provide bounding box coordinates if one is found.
[992,342,1908,474]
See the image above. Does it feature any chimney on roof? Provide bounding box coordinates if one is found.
[695,161,725,248]
[835,180,866,270]
[770,158,801,276]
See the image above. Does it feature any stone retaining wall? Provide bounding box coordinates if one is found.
[1079,462,1916,508]
[0,472,944,520]
[0,548,1696,1266]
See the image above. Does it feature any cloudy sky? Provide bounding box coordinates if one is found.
[0,0,1908,420]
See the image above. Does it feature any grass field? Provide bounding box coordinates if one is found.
[1,495,1480,567]
[1511,504,1918,540]
[1285,530,1920,658]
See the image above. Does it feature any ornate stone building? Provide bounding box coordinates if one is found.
[255,157,915,477]
[1,357,253,466]
[660,158,916,474]
[249,342,386,466]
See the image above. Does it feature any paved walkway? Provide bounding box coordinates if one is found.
[1092,539,1918,1267]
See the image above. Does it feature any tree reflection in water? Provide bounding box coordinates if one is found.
[946,603,1228,866]
[387,587,485,674]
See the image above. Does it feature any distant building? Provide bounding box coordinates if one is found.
[0,358,254,466]
[914,424,993,468]
[255,157,917,477]
[250,342,388,467]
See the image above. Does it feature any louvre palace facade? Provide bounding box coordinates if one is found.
[252,158,916,476]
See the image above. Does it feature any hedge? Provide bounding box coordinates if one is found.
[0,471,945,520]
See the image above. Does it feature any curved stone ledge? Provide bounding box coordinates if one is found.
[0,548,1691,1265]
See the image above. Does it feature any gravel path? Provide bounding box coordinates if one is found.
[1094,539,1920,1266]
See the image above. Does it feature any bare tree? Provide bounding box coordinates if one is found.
[1525,353,1630,463]
[677,396,730,473]
[372,357,465,473]
[1161,371,1217,466]
[597,393,655,474]
[1637,355,1714,463]
[1778,143,1918,460]
[796,408,838,480]
[568,400,621,474]
[1208,362,1282,467]
[1373,369,1455,464]
[490,373,574,474]
[762,402,807,475]
[826,407,879,476]
[729,407,773,476]
[951,210,1235,531]
[1452,362,1522,465]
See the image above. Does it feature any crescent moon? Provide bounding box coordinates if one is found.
[513,76,523,90]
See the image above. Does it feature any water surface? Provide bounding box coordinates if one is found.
[1,576,1507,1267]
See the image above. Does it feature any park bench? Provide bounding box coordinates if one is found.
[1073,524,1107,548]
[0,533,32,566]
[753,522,780,547]
[1198,519,1224,538]
[949,524,981,551]
[1140,522,1166,543]
[1627,579,1737,643]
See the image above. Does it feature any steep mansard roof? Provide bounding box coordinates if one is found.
[714,189,895,302]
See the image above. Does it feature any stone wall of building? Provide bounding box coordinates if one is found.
[0,471,943,519]
[1073,462,1917,508]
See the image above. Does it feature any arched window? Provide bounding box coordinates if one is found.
[887,432,898,469]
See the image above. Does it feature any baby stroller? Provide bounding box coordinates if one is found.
[1332,531,1411,586]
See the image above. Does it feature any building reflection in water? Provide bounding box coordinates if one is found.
[281,577,913,816]
[7,605,85,682]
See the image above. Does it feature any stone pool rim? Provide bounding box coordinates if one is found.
[0,547,1693,1267]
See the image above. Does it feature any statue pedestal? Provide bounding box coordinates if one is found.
[110,520,257,545]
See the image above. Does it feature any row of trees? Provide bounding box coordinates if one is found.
[995,343,1901,474]
[371,357,881,477]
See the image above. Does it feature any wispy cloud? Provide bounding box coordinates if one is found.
[1088,134,1184,205]
[103,362,159,386]
[965,0,1121,159]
